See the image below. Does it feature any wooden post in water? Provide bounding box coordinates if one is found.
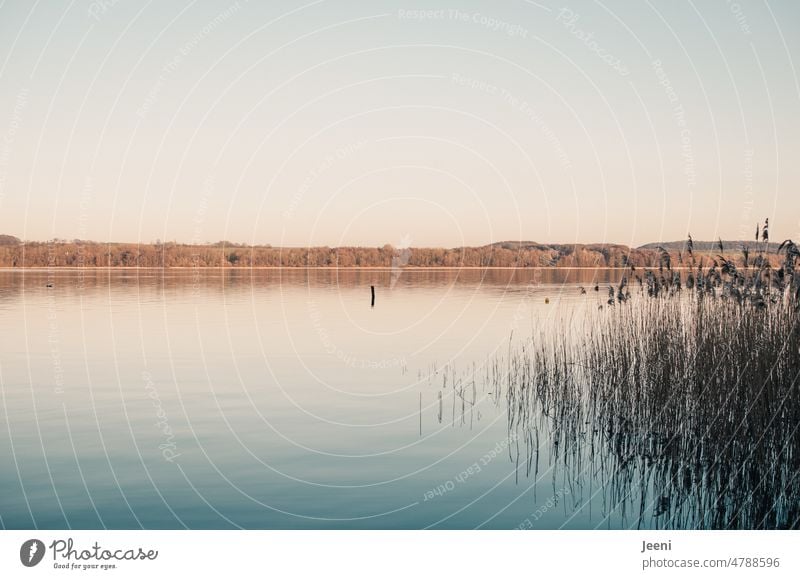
[371,285,375,307]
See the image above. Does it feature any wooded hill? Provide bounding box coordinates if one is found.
[0,237,784,268]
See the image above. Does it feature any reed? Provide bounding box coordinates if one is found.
[571,293,800,528]
[460,227,800,528]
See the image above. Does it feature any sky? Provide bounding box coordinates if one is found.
[0,0,799,247]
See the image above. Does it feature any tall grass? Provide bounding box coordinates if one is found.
[468,229,800,528]
[573,295,800,528]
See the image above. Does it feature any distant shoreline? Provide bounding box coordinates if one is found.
[0,265,757,271]
[0,266,634,271]
[0,238,782,269]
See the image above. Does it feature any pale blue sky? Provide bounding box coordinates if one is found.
[1,0,799,246]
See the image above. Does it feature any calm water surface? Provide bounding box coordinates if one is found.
[1,268,635,529]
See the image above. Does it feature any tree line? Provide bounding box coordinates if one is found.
[0,239,782,269]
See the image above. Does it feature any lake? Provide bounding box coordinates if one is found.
[0,267,696,529]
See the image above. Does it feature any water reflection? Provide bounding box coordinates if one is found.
[2,268,786,529]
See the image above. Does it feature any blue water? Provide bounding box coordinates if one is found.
[0,268,634,529]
